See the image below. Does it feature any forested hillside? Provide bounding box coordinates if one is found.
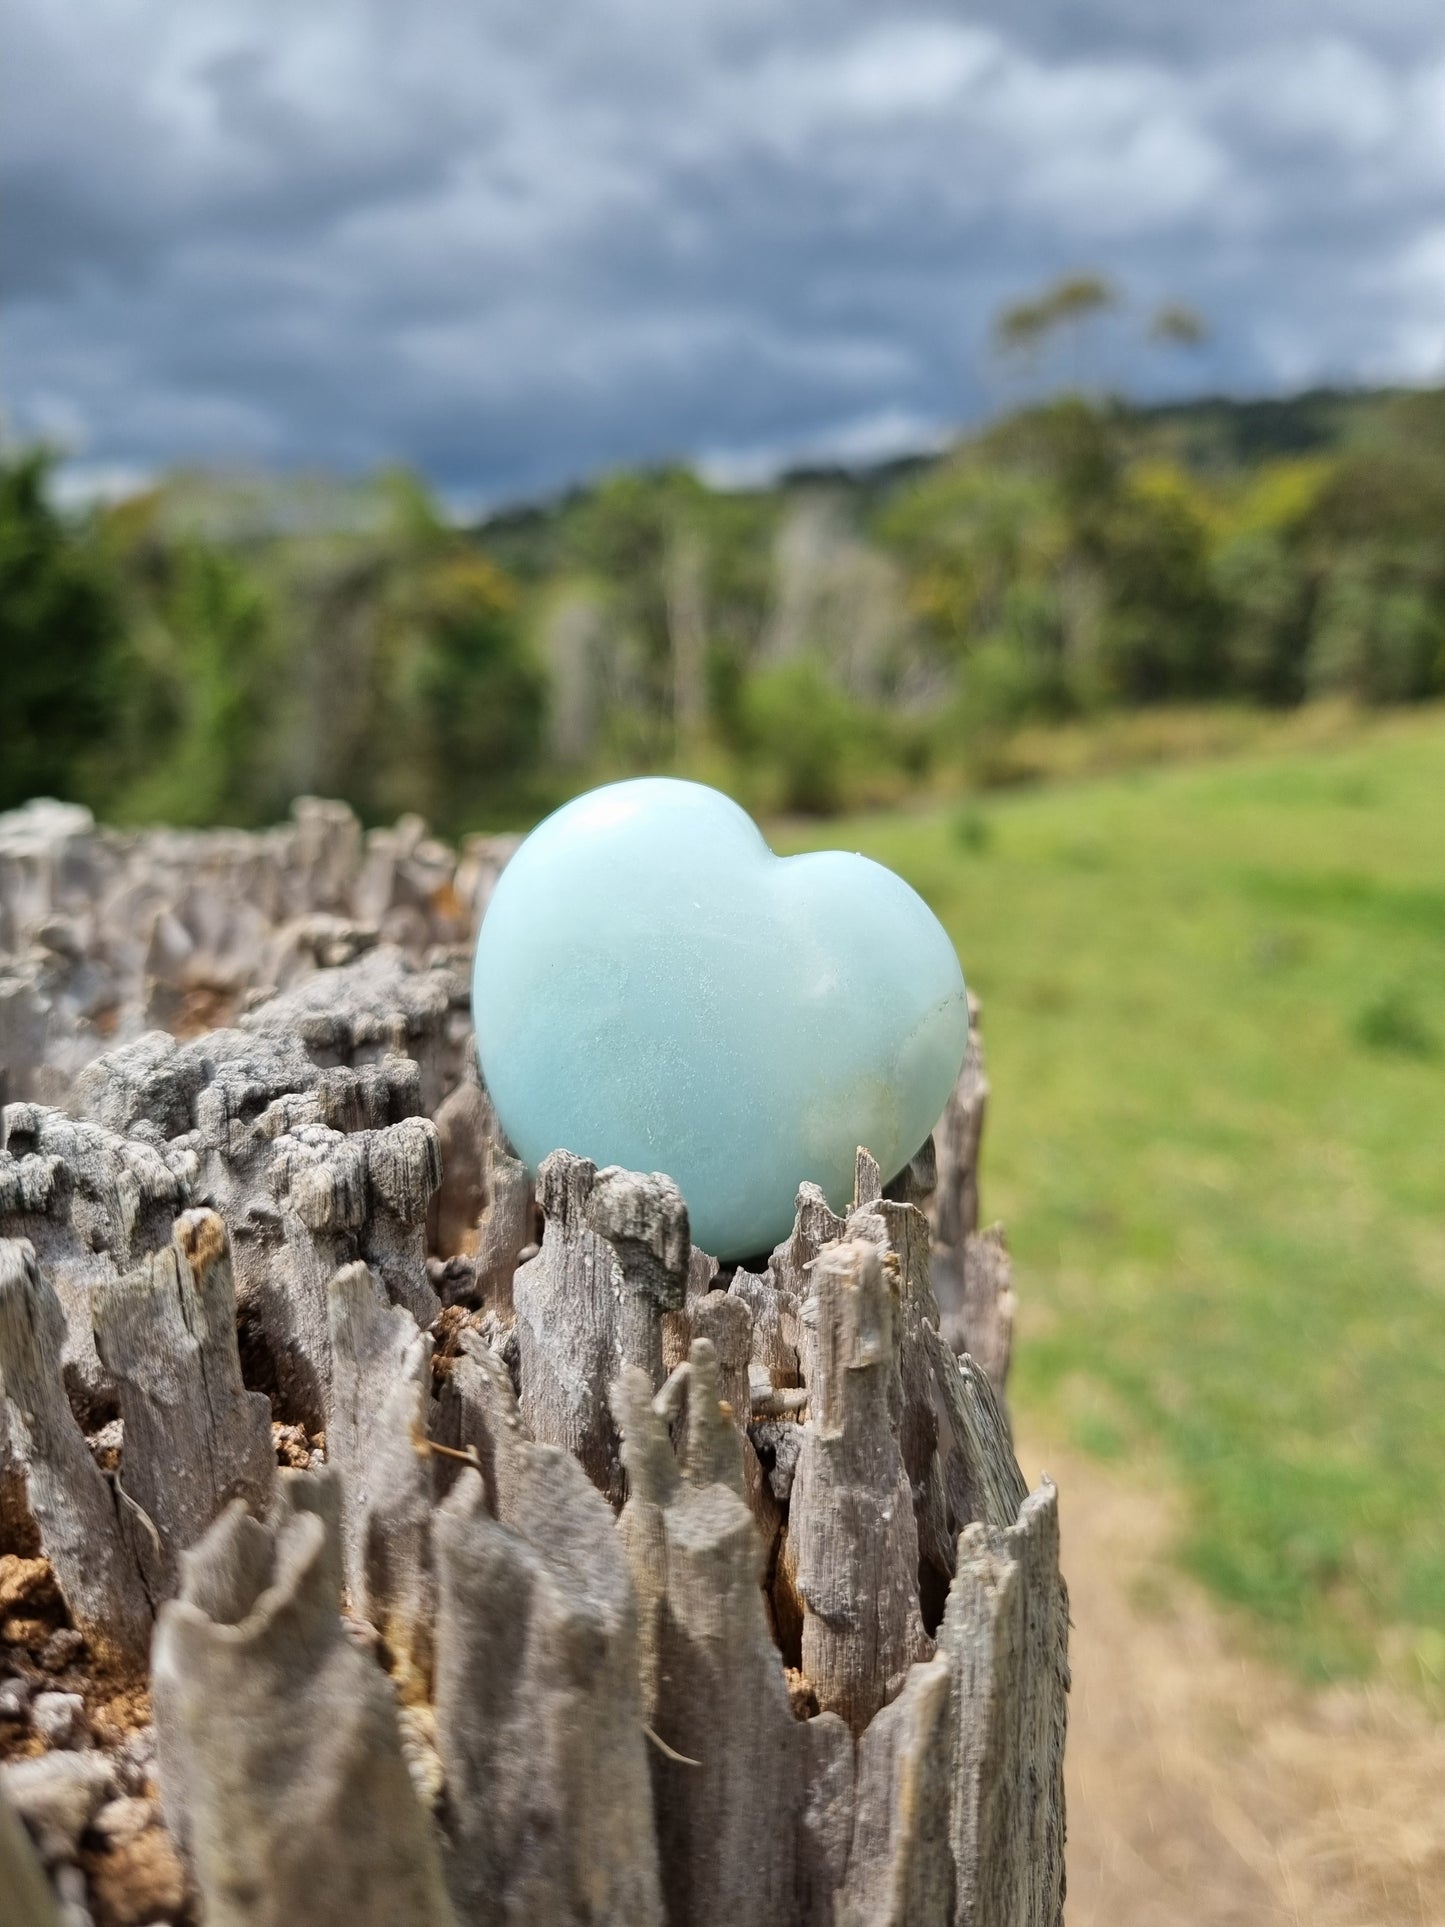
[5,384,1444,831]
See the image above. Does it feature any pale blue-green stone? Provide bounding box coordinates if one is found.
[471,778,969,1261]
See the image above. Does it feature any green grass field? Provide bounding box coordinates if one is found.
[782,708,1445,1691]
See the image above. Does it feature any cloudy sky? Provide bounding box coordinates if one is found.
[7,0,1445,507]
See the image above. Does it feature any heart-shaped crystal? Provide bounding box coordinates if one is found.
[472,778,968,1259]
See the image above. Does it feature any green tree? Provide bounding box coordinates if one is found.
[1310,560,1445,704]
[1298,395,1445,705]
[1210,458,1331,705]
[993,274,1118,393]
[157,543,278,823]
[96,467,547,833]
[740,658,881,815]
[390,550,547,831]
[567,469,692,753]
[0,448,124,811]
[1092,468,1225,702]
[1149,303,1208,349]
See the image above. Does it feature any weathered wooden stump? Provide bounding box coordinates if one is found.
[0,802,1066,1927]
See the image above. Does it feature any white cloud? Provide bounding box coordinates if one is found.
[1009,88,1231,235]
[1370,226,1445,381]
[4,0,1445,500]
[751,22,1002,128]
[699,406,950,488]
[48,462,158,511]
[1217,37,1397,155]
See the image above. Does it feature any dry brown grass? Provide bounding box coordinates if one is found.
[983,697,1400,791]
[1018,1426,1445,1927]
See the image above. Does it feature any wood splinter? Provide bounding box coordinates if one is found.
[789,1237,932,1737]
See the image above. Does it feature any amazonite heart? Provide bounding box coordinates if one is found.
[472,778,968,1260]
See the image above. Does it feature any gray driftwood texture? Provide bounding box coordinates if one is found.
[0,795,514,1107]
[791,1239,930,1735]
[435,1457,663,1924]
[0,796,1067,1927]
[942,1485,1069,1927]
[92,1208,275,1600]
[150,1470,456,1927]
[0,1238,153,1667]
[615,1347,806,1925]
[327,1260,438,1698]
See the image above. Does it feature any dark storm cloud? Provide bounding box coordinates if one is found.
[5,1,1445,504]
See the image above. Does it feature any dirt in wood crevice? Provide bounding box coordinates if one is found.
[1,1553,76,1761]
[1,1384,330,1926]
[1018,1423,1445,1927]
[81,1826,190,1927]
[2,1548,193,1924]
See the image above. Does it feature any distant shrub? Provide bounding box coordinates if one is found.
[115,541,282,826]
[950,805,993,853]
[1310,563,1445,706]
[1353,985,1439,1059]
[960,635,1070,735]
[739,657,890,815]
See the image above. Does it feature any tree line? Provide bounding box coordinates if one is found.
[4,384,1444,831]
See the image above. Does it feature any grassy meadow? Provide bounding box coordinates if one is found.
[782,706,1445,1691]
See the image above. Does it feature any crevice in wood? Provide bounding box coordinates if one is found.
[327,1261,437,1699]
[92,1207,274,1603]
[0,1238,152,1669]
[846,1195,955,1629]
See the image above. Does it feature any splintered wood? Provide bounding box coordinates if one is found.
[791,1240,930,1737]
[150,1474,456,1927]
[0,803,1064,1927]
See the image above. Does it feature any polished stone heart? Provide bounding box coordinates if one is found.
[472,778,969,1260]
